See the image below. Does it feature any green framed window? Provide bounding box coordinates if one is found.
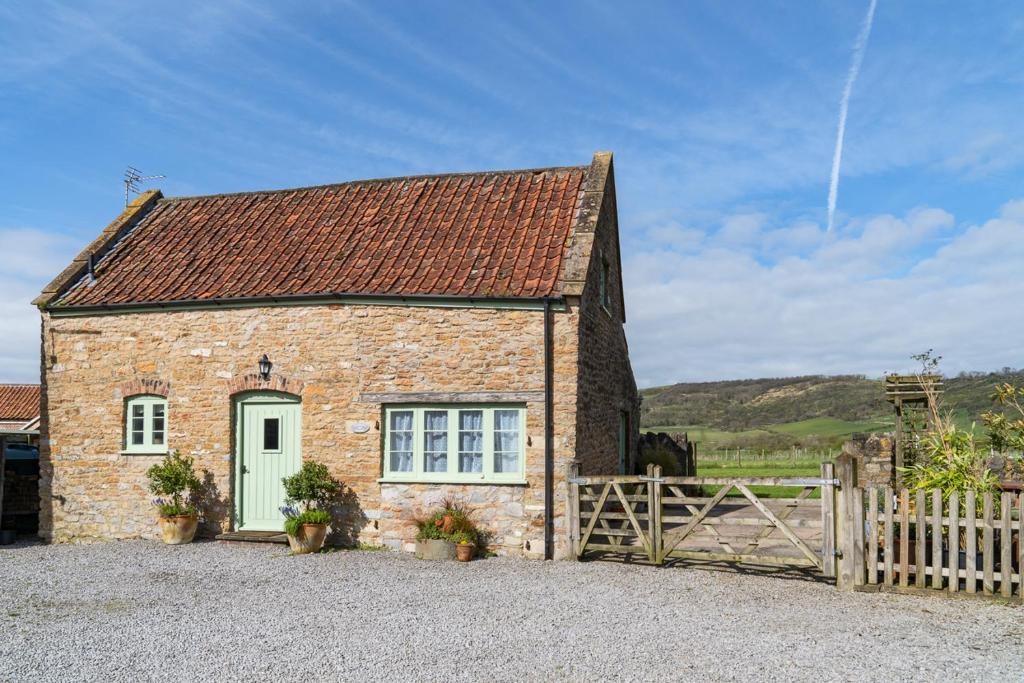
[124,395,168,453]
[382,405,526,483]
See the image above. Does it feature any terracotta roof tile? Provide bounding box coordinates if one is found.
[56,165,586,307]
[0,384,40,421]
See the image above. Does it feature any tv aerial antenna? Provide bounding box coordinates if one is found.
[123,167,165,207]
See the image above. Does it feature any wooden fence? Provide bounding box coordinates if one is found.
[568,453,1024,602]
[861,487,1022,597]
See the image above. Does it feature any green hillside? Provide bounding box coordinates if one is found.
[640,370,1024,451]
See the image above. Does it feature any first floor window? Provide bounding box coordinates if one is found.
[382,405,526,482]
[124,395,168,452]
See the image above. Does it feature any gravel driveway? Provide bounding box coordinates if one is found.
[1,541,1021,682]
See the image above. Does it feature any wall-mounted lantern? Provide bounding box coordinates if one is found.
[258,354,273,381]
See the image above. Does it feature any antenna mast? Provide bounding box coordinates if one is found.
[123,167,165,207]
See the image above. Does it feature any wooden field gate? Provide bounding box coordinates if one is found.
[567,461,841,576]
[569,454,1024,600]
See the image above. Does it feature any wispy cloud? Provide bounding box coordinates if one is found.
[827,0,878,232]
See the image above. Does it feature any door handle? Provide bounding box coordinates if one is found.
[241,465,249,475]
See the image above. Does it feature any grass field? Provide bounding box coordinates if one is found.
[696,462,823,498]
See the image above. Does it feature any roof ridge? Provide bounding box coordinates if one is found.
[160,164,589,204]
[0,383,40,388]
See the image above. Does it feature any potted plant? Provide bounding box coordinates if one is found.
[413,498,481,561]
[146,451,202,545]
[280,461,341,555]
[453,530,476,562]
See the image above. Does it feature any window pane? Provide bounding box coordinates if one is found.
[131,404,145,445]
[494,409,519,473]
[423,410,448,473]
[458,410,483,473]
[263,417,280,451]
[151,403,165,445]
[388,410,414,472]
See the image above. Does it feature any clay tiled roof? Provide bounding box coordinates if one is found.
[0,384,40,421]
[54,165,589,307]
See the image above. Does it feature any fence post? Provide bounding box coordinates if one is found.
[647,464,663,565]
[835,452,860,591]
[820,461,836,579]
[567,459,581,559]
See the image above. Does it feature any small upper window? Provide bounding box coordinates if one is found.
[124,395,169,453]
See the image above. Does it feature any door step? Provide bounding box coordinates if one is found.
[215,530,288,544]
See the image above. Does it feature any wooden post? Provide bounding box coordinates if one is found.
[948,492,959,594]
[899,489,910,587]
[931,489,943,589]
[915,489,926,588]
[867,487,878,585]
[983,492,994,595]
[567,459,581,559]
[965,490,977,594]
[820,462,836,579]
[649,464,663,565]
[835,452,859,591]
[1000,492,1012,598]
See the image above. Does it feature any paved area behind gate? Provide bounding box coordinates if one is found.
[2,541,1021,682]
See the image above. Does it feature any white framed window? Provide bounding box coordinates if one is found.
[382,405,526,483]
[124,395,168,453]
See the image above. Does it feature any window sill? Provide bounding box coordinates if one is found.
[377,478,528,487]
[120,449,171,456]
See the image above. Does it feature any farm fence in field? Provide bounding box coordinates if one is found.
[567,454,1023,602]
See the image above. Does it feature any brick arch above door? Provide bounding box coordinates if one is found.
[227,374,305,397]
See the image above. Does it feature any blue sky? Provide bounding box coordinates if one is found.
[2,1,1023,387]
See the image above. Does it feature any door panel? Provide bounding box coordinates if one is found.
[238,400,301,531]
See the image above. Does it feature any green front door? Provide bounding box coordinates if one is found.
[236,394,302,531]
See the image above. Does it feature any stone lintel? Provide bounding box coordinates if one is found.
[358,390,543,404]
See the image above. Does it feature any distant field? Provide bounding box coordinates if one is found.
[644,416,895,450]
[766,416,894,437]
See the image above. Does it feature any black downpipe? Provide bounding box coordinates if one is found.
[543,297,554,560]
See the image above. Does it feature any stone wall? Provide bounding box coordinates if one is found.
[571,158,640,476]
[841,433,895,488]
[39,302,584,558]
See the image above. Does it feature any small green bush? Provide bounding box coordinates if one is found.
[283,509,331,537]
[282,461,340,510]
[146,451,201,517]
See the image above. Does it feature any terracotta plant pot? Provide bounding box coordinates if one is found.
[158,515,199,545]
[287,523,328,555]
[415,539,457,560]
[455,543,475,562]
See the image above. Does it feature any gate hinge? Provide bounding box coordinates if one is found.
[833,549,843,558]
[568,477,587,485]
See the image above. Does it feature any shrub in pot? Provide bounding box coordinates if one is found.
[280,461,340,555]
[147,451,202,545]
[413,498,482,561]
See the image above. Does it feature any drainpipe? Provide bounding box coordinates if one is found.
[543,297,554,560]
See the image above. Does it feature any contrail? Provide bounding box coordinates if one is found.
[827,0,878,232]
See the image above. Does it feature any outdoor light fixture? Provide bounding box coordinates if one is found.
[258,354,272,381]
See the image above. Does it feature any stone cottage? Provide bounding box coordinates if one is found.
[34,152,638,559]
